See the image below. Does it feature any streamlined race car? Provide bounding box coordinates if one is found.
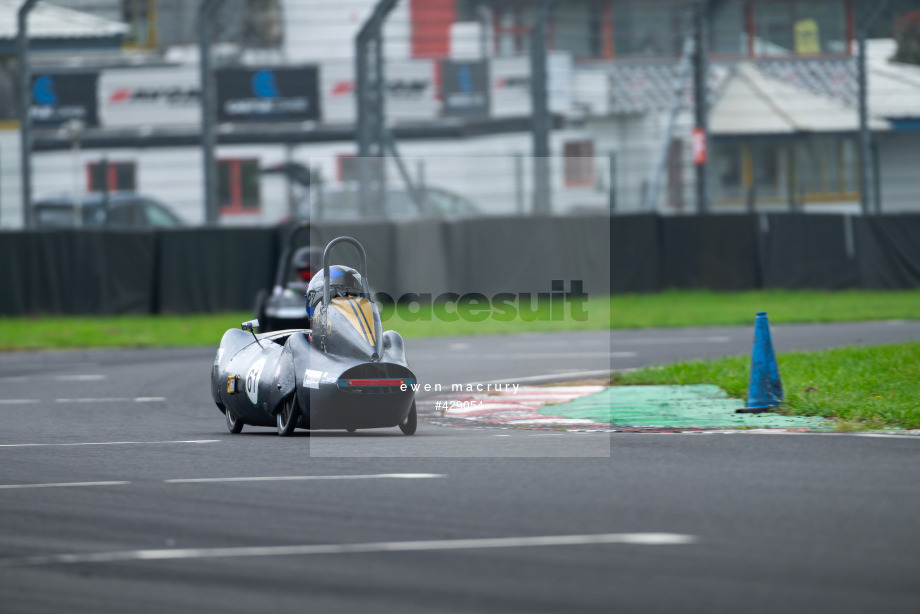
[254,222,321,332]
[210,236,417,436]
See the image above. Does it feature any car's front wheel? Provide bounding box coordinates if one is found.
[225,409,244,434]
[277,396,300,437]
[399,401,417,436]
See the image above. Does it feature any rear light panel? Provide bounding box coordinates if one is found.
[347,379,405,387]
[335,376,416,393]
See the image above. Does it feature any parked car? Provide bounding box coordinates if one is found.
[263,162,481,221]
[33,193,184,229]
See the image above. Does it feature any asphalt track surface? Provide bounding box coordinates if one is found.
[1,321,919,613]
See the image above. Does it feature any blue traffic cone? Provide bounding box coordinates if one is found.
[736,312,784,414]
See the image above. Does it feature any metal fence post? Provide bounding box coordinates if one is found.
[530,0,557,215]
[857,0,889,216]
[857,30,871,216]
[17,0,40,229]
[693,1,711,214]
[872,140,882,214]
[356,26,370,216]
[514,153,524,214]
[644,35,694,213]
[198,0,222,225]
[608,153,617,214]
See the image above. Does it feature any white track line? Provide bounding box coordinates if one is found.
[0,440,219,448]
[465,370,612,387]
[165,473,444,484]
[7,533,698,566]
[54,397,132,403]
[4,398,166,405]
[0,481,130,490]
[55,398,129,404]
[0,473,443,490]
[471,352,631,359]
[851,433,920,440]
[54,375,107,382]
[621,336,732,345]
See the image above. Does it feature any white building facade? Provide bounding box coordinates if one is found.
[4,0,919,228]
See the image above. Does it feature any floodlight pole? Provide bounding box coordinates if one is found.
[692,1,711,214]
[198,0,222,225]
[356,0,399,217]
[17,0,40,229]
[856,0,888,216]
[530,0,558,215]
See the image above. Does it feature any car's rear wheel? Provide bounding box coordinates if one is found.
[225,409,244,434]
[398,401,417,436]
[277,396,300,437]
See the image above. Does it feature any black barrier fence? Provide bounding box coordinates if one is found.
[660,215,761,291]
[156,228,279,313]
[2,213,920,317]
[759,215,860,289]
[0,230,158,315]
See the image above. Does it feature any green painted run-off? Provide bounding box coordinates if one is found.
[544,385,833,430]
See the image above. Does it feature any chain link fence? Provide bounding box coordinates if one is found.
[0,1,917,229]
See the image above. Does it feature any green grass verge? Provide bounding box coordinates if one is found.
[0,289,918,350]
[0,313,255,351]
[613,342,920,430]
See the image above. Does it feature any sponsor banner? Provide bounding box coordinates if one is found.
[322,60,438,123]
[100,66,201,128]
[30,72,99,127]
[216,66,321,123]
[440,60,490,118]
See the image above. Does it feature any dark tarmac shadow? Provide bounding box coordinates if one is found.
[217,429,430,439]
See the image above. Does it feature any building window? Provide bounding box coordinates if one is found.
[711,1,749,55]
[219,159,261,214]
[338,155,358,183]
[753,1,847,56]
[485,1,848,60]
[797,136,858,201]
[564,140,595,187]
[487,1,614,60]
[553,2,606,60]
[713,136,858,207]
[338,155,388,184]
[613,1,692,58]
[87,160,136,192]
[493,4,536,57]
[714,141,744,202]
[122,0,158,49]
[667,138,685,210]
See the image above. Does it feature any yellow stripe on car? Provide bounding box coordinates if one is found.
[330,297,376,346]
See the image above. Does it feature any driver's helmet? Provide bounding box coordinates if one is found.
[291,247,316,282]
[306,265,365,315]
